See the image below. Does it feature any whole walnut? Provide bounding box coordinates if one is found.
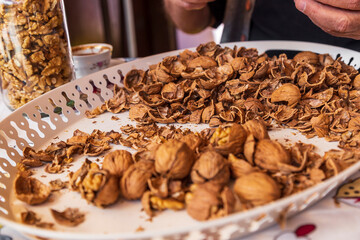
[254,139,291,171]
[93,175,120,207]
[228,153,255,179]
[120,160,155,200]
[191,151,230,186]
[243,134,256,165]
[186,182,236,221]
[210,124,247,156]
[234,171,281,207]
[155,139,195,179]
[179,132,204,152]
[102,150,134,177]
[242,119,269,140]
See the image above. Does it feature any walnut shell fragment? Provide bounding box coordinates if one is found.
[15,175,51,205]
[271,83,301,107]
[141,191,185,217]
[21,210,54,229]
[51,208,85,227]
[293,51,319,65]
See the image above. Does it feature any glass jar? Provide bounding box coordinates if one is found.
[0,0,74,110]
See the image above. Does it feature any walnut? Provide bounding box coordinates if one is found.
[254,139,291,172]
[69,159,92,191]
[234,171,281,207]
[179,132,204,152]
[242,119,269,140]
[243,134,256,165]
[271,83,301,107]
[15,174,51,205]
[191,151,230,186]
[154,139,195,179]
[185,182,236,221]
[102,150,134,177]
[70,161,120,207]
[228,153,255,178]
[210,124,247,156]
[120,160,155,200]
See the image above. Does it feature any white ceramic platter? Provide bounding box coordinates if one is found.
[0,41,360,240]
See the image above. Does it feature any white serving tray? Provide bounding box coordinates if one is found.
[0,41,359,240]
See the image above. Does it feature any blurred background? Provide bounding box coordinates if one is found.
[64,0,222,58]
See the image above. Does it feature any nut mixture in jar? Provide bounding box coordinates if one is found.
[0,0,73,109]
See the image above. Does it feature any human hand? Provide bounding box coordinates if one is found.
[172,0,215,10]
[294,0,360,39]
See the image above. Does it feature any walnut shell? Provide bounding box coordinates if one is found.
[124,69,145,91]
[15,175,51,205]
[293,51,319,65]
[191,151,230,186]
[353,74,360,90]
[254,139,291,171]
[271,83,301,107]
[155,140,195,179]
[234,171,280,206]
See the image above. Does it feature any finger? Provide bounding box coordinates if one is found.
[314,0,360,10]
[295,0,360,39]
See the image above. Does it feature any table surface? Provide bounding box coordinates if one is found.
[0,62,360,240]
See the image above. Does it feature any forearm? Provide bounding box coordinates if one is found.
[164,0,214,34]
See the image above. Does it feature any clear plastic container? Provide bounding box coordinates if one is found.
[0,0,74,109]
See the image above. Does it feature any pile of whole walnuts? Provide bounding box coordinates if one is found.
[15,119,359,222]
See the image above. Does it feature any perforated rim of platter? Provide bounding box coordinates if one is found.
[0,41,359,240]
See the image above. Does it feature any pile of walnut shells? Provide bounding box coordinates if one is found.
[14,42,360,226]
